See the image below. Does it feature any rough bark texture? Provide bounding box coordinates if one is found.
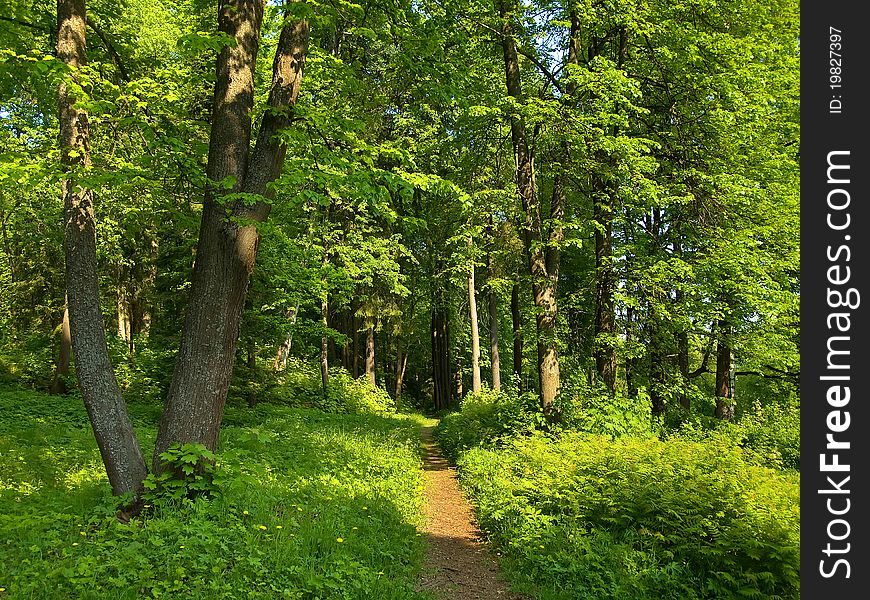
[715,320,734,420]
[155,0,309,466]
[468,248,482,394]
[50,299,71,395]
[58,0,147,495]
[498,0,560,413]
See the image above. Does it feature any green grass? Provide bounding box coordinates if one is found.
[0,388,432,599]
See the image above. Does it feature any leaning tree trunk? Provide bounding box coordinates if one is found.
[155,1,309,466]
[715,320,734,419]
[57,0,147,495]
[468,245,482,393]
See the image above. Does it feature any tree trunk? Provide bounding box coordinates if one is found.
[498,0,561,414]
[50,297,71,395]
[677,330,691,410]
[320,296,329,395]
[395,336,408,401]
[624,306,637,398]
[58,0,147,496]
[593,186,617,392]
[155,1,309,466]
[353,310,360,378]
[431,301,451,410]
[488,275,501,392]
[365,324,376,387]
[468,242,482,393]
[272,305,298,372]
[511,281,522,385]
[246,340,257,407]
[715,320,734,419]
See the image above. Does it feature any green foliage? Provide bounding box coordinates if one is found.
[143,443,223,503]
[259,359,396,415]
[434,387,546,462]
[0,388,429,599]
[457,433,799,600]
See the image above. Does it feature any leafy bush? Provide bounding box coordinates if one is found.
[258,358,396,415]
[434,387,545,462]
[144,443,224,502]
[457,433,799,600]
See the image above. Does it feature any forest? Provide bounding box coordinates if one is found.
[1,0,799,599]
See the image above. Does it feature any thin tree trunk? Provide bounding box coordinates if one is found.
[272,305,298,371]
[58,0,146,495]
[715,320,734,419]
[677,330,691,410]
[395,336,408,401]
[155,1,309,466]
[594,186,617,392]
[488,276,501,392]
[353,309,360,378]
[468,241,481,393]
[50,298,71,395]
[246,339,257,407]
[320,296,329,395]
[365,323,376,387]
[624,306,637,398]
[431,301,451,410]
[511,281,522,384]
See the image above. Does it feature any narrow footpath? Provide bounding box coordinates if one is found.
[416,426,526,600]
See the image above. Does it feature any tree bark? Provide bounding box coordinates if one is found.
[395,336,408,401]
[498,0,561,414]
[365,323,376,387]
[511,281,522,384]
[468,241,482,393]
[320,296,329,395]
[155,1,309,466]
[272,305,298,371]
[488,274,501,391]
[50,298,71,395]
[57,0,147,495]
[715,320,734,419]
[594,186,617,392]
[431,300,451,410]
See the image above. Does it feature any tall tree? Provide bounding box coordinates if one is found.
[57,0,147,495]
[497,0,560,414]
[155,0,310,465]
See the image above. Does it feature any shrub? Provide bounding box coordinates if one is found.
[258,358,396,415]
[434,387,545,462]
[458,433,799,600]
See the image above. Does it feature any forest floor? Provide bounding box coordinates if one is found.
[416,426,526,600]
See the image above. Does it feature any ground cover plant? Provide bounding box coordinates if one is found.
[0,387,430,599]
[435,394,800,600]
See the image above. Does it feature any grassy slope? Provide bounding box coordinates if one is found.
[0,388,431,600]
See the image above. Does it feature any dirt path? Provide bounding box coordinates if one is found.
[416,426,526,600]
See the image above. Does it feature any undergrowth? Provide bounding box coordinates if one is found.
[0,387,430,599]
[436,388,800,600]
